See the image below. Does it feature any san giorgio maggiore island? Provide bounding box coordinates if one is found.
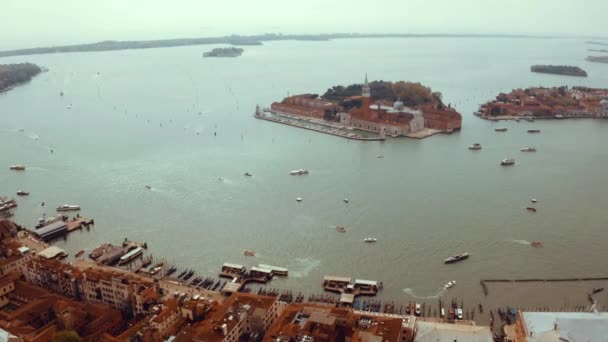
[255,75,462,140]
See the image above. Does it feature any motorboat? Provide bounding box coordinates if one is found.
[444,280,456,289]
[336,226,347,233]
[527,129,541,133]
[290,169,309,176]
[363,238,377,243]
[592,288,604,294]
[16,191,30,196]
[495,128,508,132]
[243,250,256,257]
[296,197,303,202]
[468,143,482,150]
[9,165,26,171]
[530,241,543,247]
[531,198,538,203]
[144,185,152,190]
[244,172,252,177]
[377,155,384,159]
[456,308,463,320]
[56,205,81,212]
[415,303,421,316]
[526,207,537,212]
[75,250,85,257]
[444,253,469,264]
[501,159,515,166]
[520,147,537,152]
[343,198,349,203]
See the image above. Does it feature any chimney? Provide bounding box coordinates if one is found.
[221,323,228,336]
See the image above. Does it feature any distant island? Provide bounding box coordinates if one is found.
[0,63,42,93]
[585,41,608,46]
[0,33,561,58]
[203,47,243,58]
[586,56,608,64]
[256,76,461,140]
[476,86,608,120]
[589,49,608,53]
[530,65,587,77]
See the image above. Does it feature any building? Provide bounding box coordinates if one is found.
[22,258,81,298]
[32,220,67,241]
[414,321,493,342]
[0,242,33,277]
[511,311,608,341]
[150,298,183,339]
[264,303,415,342]
[189,293,282,342]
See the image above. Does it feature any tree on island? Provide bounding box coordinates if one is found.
[0,63,42,91]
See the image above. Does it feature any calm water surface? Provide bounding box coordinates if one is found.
[2,37,608,315]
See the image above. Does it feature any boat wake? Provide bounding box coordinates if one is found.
[402,287,447,299]
[510,239,531,246]
[290,257,321,278]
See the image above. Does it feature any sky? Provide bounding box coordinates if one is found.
[2,0,607,49]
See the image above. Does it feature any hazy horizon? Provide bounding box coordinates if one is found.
[3,0,607,50]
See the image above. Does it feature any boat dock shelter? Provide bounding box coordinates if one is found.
[323,275,381,301]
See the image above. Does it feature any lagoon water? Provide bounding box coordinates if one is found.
[2,37,608,314]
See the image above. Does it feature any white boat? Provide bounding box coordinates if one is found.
[531,198,538,203]
[363,238,377,243]
[444,280,456,289]
[296,197,303,202]
[501,159,515,166]
[456,308,463,320]
[289,169,309,176]
[56,204,81,212]
[468,143,482,150]
[415,303,421,316]
[520,147,537,152]
[343,198,349,203]
[119,247,143,265]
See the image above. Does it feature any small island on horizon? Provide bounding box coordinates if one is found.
[530,65,587,77]
[255,76,461,140]
[586,56,608,64]
[476,86,608,120]
[203,47,244,58]
[0,63,42,93]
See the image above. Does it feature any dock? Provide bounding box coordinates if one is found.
[322,276,382,305]
[66,216,94,232]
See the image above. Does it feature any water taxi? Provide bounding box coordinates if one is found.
[501,159,515,166]
[520,147,537,152]
[56,205,81,212]
[9,165,26,171]
[118,247,143,265]
[290,169,309,175]
[243,250,256,257]
[444,280,456,289]
[468,143,482,150]
[444,253,469,264]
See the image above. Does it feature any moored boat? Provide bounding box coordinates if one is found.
[501,159,515,166]
[118,247,144,265]
[415,303,421,316]
[56,204,80,211]
[520,147,537,152]
[75,250,85,257]
[9,165,26,171]
[495,128,508,132]
[444,253,469,264]
[468,143,482,150]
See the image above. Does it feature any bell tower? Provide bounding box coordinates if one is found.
[362,73,371,98]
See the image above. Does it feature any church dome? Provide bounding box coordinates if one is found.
[393,98,404,109]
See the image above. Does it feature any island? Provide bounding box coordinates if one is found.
[254,76,461,140]
[0,63,42,93]
[202,47,243,58]
[475,86,608,120]
[530,65,587,77]
[0,33,558,58]
[586,56,608,64]
[589,49,608,53]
